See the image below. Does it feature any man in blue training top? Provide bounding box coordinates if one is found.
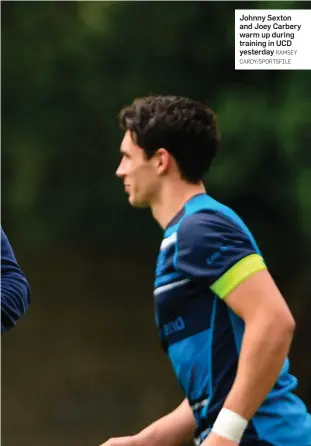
[1,227,30,333]
[101,96,311,446]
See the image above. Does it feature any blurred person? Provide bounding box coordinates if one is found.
[1,226,31,333]
[101,96,311,446]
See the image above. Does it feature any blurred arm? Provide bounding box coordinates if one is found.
[100,399,196,446]
[217,269,295,421]
[1,227,31,333]
[137,398,196,446]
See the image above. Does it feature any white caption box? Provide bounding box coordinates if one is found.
[235,9,311,70]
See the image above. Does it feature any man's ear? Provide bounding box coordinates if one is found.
[154,148,170,175]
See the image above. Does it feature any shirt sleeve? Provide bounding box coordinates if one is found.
[1,227,31,333]
[175,211,266,299]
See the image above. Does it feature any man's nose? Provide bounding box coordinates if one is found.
[116,164,124,178]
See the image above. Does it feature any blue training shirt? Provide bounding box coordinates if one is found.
[1,227,30,333]
[154,193,311,446]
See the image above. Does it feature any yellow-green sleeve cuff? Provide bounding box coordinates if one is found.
[210,253,267,299]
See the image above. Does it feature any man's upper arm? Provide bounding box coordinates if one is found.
[175,211,266,300]
[224,269,294,326]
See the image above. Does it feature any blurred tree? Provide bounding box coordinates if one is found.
[2,1,310,253]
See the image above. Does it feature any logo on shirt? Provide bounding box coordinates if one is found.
[206,244,232,265]
[163,316,185,337]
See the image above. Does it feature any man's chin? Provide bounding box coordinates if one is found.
[128,195,149,209]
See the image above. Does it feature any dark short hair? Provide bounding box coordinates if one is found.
[118,95,220,183]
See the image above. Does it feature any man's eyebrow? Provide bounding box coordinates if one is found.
[120,147,129,156]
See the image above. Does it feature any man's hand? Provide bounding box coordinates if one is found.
[99,399,195,446]
[99,436,141,446]
[201,432,238,446]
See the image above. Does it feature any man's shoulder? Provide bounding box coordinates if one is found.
[177,209,245,241]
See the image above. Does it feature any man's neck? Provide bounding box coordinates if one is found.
[151,181,206,229]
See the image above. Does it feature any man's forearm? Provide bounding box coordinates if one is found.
[137,399,196,446]
[223,315,295,420]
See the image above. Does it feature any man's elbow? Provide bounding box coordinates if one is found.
[251,306,296,345]
[281,311,296,338]
[270,309,296,347]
